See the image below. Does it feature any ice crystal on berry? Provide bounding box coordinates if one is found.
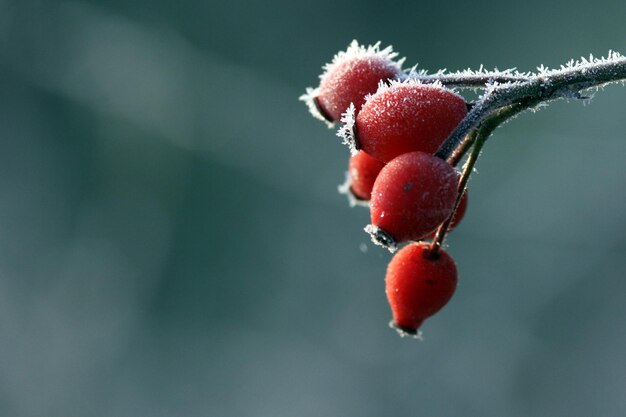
[364,224,397,253]
[389,321,424,339]
[320,40,404,81]
[300,87,335,127]
[336,103,358,155]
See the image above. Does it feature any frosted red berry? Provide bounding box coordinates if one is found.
[347,151,386,201]
[424,190,469,239]
[386,242,458,335]
[356,81,468,163]
[301,41,404,123]
[367,152,460,249]
[318,57,400,121]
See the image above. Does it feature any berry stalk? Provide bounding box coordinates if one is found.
[430,101,534,252]
[447,129,478,167]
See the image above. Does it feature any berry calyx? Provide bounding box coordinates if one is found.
[367,152,460,250]
[300,40,404,124]
[354,80,468,163]
[386,242,458,336]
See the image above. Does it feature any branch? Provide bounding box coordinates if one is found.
[408,68,530,88]
[434,52,626,160]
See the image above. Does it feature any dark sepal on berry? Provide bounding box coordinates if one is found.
[364,224,397,252]
[299,87,335,128]
[337,171,370,208]
[388,320,424,339]
[312,96,335,124]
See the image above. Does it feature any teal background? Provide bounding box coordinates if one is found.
[0,1,625,416]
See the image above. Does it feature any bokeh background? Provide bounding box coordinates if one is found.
[1,0,625,416]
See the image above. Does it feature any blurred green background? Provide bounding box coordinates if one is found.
[0,0,625,416]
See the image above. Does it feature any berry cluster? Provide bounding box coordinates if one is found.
[301,41,468,337]
[302,41,626,339]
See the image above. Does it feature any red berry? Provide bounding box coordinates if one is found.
[424,190,469,239]
[301,41,404,124]
[367,152,460,250]
[356,81,467,163]
[386,242,458,335]
[347,151,386,201]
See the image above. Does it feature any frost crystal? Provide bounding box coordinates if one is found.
[389,321,424,339]
[364,224,397,253]
[535,50,625,77]
[336,103,358,155]
[321,40,404,80]
[299,87,334,127]
[373,77,448,96]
